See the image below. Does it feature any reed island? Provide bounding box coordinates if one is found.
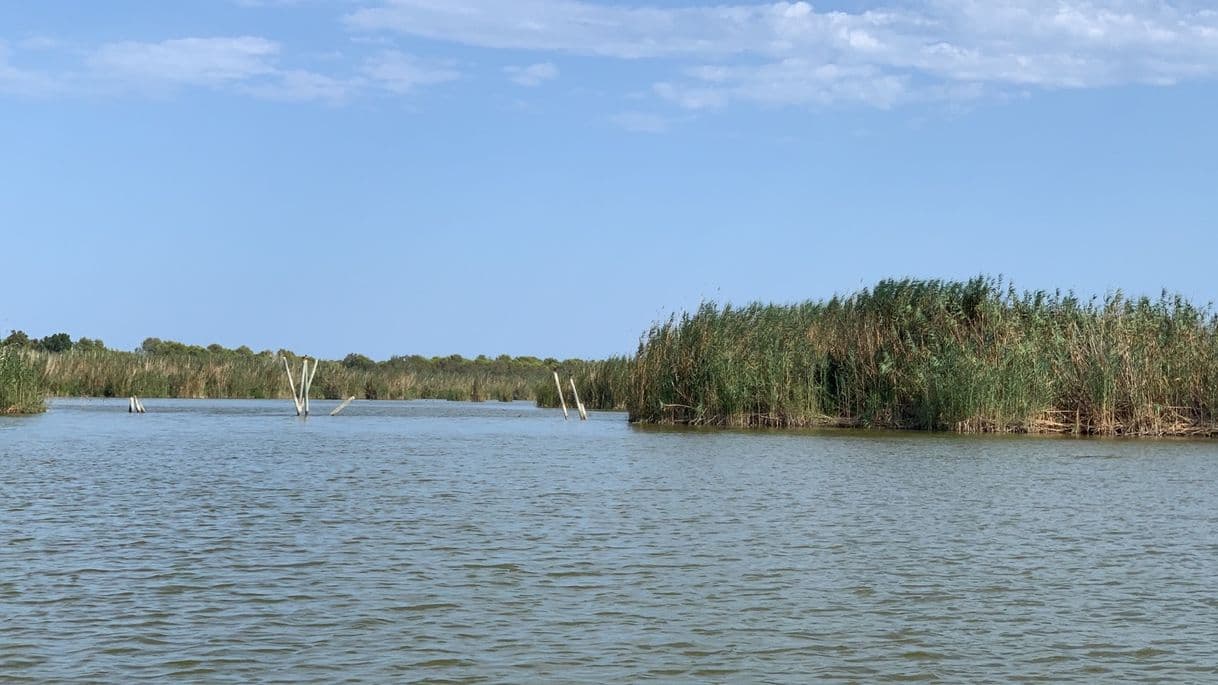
[628,278,1218,436]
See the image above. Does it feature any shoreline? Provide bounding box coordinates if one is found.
[25,395,1218,440]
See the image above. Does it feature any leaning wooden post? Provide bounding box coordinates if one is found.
[569,377,588,421]
[330,396,356,416]
[283,357,303,415]
[552,371,569,420]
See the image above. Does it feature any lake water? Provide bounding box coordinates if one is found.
[3,398,1218,682]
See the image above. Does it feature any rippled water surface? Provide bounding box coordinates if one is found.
[3,398,1218,682]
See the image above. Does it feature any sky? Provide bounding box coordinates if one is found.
[2,1,1217,360]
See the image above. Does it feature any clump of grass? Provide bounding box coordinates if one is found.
[0,346,46,414]
[628,277,1218,436]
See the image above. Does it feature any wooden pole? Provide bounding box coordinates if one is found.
[330,396,356,416]
[305,358,319,417]
[135,397,145,413]
[302,359,309,416]
[128,397,135,413]
[299,359,310,416]
[553,371,569,420]
[283,357,302,415]
[569,377,587,420]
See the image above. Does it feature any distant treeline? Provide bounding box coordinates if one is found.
[630,277,1218,436]
[2,330,105,354]
[0,332,628,408]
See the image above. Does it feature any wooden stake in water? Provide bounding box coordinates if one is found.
[330,396,356,416]
[569,377,588,421]
[283,357,303,415]
[553,371,569,420]
[301,359,309,416]
[305,358,319,416]
[299,359,310,416]
[282,355,322,417]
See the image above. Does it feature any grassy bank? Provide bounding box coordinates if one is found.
[0,347,46,414]
[629,277,1218,436]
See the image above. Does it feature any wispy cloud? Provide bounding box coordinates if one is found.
[346,0,1218,107]
[241,69,353,102]
[90,37,280,86]
[0,34,463,104]
[609,111,670,134]
[656,61,909,109]
[361,50,460,94]
[0,40,58,96]
[505,62,559,87]
[83,36,358,103]
[344,0,771,59]
[17,35,63,51]
[8,1,1218,114]
[230,0,339,6]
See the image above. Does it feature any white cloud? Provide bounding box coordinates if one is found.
[90,37,280,86]
[346,0,1218,107]
[652,82,727,110]
[8,1,1217,113]
[231,0,329,6]
[659,60,908,109]
[241,69,352,102]
[609,111,670,134]
[1,21,485,107]
[361,51,460,94]
[83,36,362,103]
[345,0,792,59]
[1,35,463,105]
[0,41,58,96]
[17,35,63,51]
[505,62,559,87]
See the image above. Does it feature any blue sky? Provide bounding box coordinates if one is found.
[2,1,1217,360]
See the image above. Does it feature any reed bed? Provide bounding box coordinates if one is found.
[533,357,634,411]
[31,348,595,405]
[628,277,1218,436]
[0,347,45,414]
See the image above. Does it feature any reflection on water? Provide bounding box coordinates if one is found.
[3,398,1218,682]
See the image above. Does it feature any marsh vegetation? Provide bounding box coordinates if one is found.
[0,347,45,414]
[11,277,1218,434]
[629,277,1218,436]
[22,343,594,405]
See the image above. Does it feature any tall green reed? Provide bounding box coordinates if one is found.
[0,346,45,414]
[628,277,1218,436]
[30,347,625,409]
